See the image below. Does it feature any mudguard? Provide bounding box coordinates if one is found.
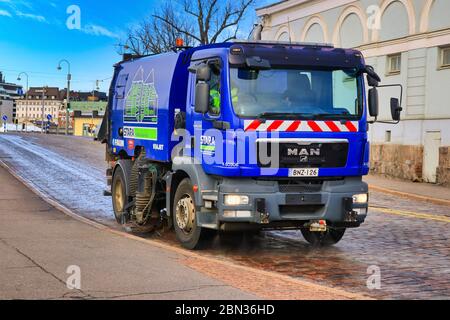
[113,159,133,197]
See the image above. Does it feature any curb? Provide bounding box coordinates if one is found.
[0,160,371,301]
[369,184,450,207]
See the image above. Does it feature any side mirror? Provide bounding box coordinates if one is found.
[390,98,402,122]
[367,74,379,87]
[364,65,381,87]
[368,88,379,118]
[195,83,210,114]
[196,65,211,82]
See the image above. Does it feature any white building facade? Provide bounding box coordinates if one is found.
[15,87,62,125]
[16,100,61,124]
[257,0,450,185]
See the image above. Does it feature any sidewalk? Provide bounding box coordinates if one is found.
[365,175,450,206]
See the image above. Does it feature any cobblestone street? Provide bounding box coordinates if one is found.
[0,133,449,300]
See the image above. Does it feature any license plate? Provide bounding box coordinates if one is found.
[289,168,319,177]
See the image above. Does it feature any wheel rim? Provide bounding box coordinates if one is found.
[113,178,125,216]
[175,194,195,234]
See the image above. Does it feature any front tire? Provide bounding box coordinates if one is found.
[301,228,346,246]
[173,178,205,250]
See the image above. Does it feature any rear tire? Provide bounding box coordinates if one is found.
[112,166,127,224]
[173,178,206,250]
[301,228,346,246]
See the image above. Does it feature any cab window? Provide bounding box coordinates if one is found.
[207,65,221,116]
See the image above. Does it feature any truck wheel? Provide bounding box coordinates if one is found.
[173,178,205,250]
[112,166,127,224]
[301,228,346,246]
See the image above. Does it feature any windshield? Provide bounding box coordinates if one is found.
[230,67,361,119]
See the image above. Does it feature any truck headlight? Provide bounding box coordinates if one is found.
[224,195,249,206]
[352,193,368,204]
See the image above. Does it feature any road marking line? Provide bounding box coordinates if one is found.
[370,206,450,223]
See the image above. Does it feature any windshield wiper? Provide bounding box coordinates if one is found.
[255,112,356,121]
[256,112,314,120]
[311,113,355,119]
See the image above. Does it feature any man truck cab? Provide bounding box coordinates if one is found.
[100,40,401,249]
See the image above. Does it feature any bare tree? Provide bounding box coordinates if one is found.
[122,0,256,55]
[121,3,195,56]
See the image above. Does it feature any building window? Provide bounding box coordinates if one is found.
[439,46,450,69]
[387,54,401,75]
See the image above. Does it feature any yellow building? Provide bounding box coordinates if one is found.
[73,110,104,137]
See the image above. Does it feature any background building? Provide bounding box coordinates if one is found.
[69,90,108,102]
[58,91,107,133]
[15,87,62,125]
[257,0,450,186]
[73,110,104,137]
[15,88,108,133]
[0,71,23,123]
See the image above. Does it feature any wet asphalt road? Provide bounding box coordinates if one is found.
[0,133,449,300]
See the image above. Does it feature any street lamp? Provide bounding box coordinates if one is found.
[40,86,48,134]
[17,72,29,132]
[57,59,71,135]
[92,79,103,99]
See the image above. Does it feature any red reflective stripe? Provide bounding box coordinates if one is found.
[345,121,358,132]
[246,120,261,131]
[325,121,340,132]
[286,120,301,132]
[308,121,322,132]
[267,120,284,132]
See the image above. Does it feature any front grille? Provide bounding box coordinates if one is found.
[279,184,322,193]
[258,141,348,168]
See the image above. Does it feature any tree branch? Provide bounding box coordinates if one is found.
[152,14,202,43]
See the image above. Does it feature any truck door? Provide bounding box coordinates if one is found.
[190,59,226,168]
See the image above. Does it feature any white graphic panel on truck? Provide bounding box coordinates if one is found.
[124,66,158,124]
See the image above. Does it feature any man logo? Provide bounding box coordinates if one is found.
[300,156,308,163]
[287,148,321,157]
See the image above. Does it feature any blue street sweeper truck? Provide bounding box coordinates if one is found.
[98,39,402,249]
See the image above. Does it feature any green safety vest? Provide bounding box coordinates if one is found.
[210,89,221,113]
[210,88,239,114]
[231,88,238,105]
